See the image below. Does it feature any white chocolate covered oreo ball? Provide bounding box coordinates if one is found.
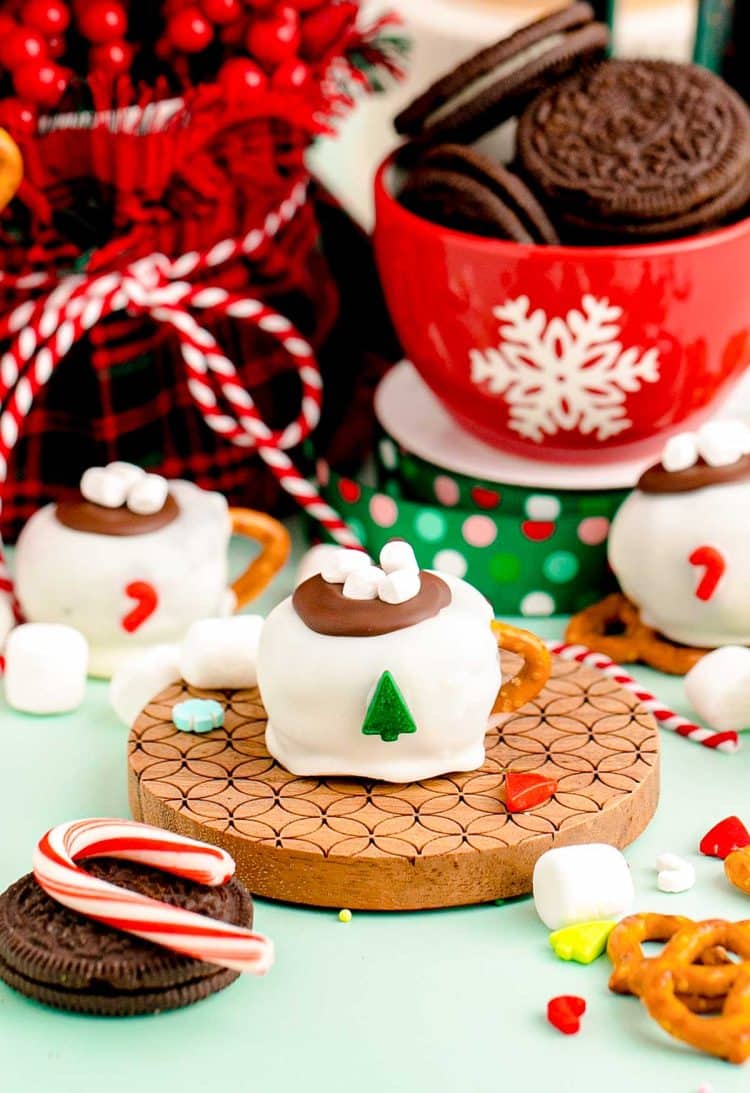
[609,420,750,648]
[258,563,501,784]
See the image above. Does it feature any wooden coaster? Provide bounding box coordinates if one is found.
[128,654,659,911]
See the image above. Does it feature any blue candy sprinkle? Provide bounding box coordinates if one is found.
[172,698,225,734]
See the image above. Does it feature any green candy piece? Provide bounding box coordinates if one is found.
[549,920,616,965]
[361,671,417,743]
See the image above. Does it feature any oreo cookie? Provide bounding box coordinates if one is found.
[0,859,253,1016]
[517,60,750,241]
[400,144,559,243]
[394,3,609,147]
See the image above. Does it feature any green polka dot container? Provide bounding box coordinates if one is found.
[316,461,627,618]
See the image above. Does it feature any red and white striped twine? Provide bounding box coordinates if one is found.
[548,641,740,755]
[0,177,359,615]
[33,818,274,974]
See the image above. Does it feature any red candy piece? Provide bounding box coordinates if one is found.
[90,39,134,75]
[700,816,750,860]
[247,6,300,66]
[1,28,48,70]
[547,995,586,1035]
[13,60,67,107]
[219,57,268,99]
[689,545,726,602]
[122,581,159,634]
[505,771,557,813]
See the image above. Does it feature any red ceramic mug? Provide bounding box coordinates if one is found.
[373,150,750,463]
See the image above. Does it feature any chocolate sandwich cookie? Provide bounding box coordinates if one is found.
[0,859,253,1016]
[394,3,608,147]
[401,144,560,243]
[517,60,750,241]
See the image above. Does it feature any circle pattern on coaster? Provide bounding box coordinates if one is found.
[414,511,446,542]
[543,551,580,584]
[434,475,460,507]
[462,514,497,548]
[578,516,611,546]
[521,591,556,616]
[525,495,562,521]
[128,656,659,911]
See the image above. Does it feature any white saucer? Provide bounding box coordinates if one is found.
[375,362,656,491]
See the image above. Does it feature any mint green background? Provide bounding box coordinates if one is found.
[0,527,749,1093]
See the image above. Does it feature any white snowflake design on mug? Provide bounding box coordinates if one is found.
[470,295,661,442]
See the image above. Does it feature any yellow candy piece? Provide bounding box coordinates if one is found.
[549,920,616,965]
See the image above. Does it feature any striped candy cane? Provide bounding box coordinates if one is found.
[549,641,740,755]
[0,178,359,619]
[33,819,274,975]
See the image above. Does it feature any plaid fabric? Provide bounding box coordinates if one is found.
[1,181,396,541]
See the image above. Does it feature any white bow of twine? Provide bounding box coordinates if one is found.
[0,179,359,610]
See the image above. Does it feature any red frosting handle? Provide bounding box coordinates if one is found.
[33,819,274,975]
[689,545,726,602]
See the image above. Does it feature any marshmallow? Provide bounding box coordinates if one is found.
[127,473,169,515]
[342,565,384,601]
[697,420,750,468]
[685,646,750,733]
[532,844,634,930]
[106,461,145,490]
[379,540,419,575]
[109,644,181,727]
[4,623,88,715]
[321,548,372,585]
[656,852,695,893]
[378,569,421,605]
[296,545,366,587]
[662,432,698,473]
[80,466,128,509]
[0,597,14,649]
[180,615,263,690]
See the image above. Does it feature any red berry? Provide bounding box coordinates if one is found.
[218,57,268,100]
[1,28,48,71]
[24,1,71,36]
[13,60,68,107]
[272,58,310,91]
[89,37,134,75]
[46,34,66,57]
[301,3,357,60]
[167,7,214,52]
[0,14,17,43]
[0,98,38,135]
[78,1,127,44]
[200,0,242,25]
[246,6,300,66]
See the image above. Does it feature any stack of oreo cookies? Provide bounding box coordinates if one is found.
[394,2,750,245]
[0,860,254,1016]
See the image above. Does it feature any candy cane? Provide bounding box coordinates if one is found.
[32,819,274,975]
[548,641,740,755]
[689,545,726,602]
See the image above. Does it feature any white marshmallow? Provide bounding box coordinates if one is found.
[80,466,128,509]
[180,615,263,690]
[685,646,750,733]
[126,474,169,515]
[379,540,419,575]
[697,421,750,468]
[109,644,181,727]
[342,565,384,601]
[0,597,14,649]
[296,545,366,587]
[532,843,634,930]
[378,569,421,605]
[656,853,695,893]
[4,623,88,715]
[662,432,698,473]
[106,461,145,490]
[320,548,372,585]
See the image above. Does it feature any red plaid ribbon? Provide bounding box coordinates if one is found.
[0,178,358,613]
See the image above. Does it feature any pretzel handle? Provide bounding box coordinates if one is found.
[0,129,22,213]
[229,508,291,610]
[491,620,552,715]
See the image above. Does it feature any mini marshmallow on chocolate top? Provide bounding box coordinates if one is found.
[609,421,750,648]
[258,540,504,783]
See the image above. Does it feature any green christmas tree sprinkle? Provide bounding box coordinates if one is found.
[361,671,417,743]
